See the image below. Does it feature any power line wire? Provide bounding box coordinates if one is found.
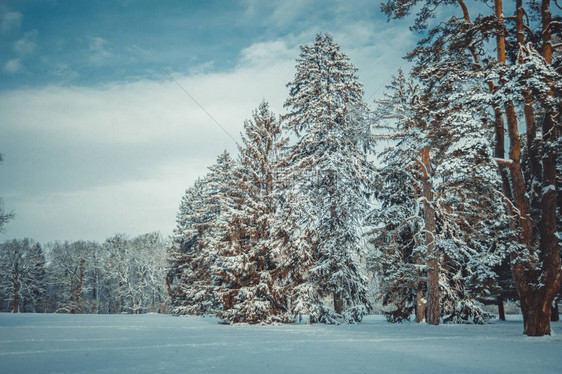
[364,60,409,104]
[140,47,240,147]
[142,46,407,142]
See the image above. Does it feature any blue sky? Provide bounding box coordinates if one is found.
[0,0,419,242]
[1,0,412,89]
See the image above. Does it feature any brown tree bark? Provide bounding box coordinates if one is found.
[526,0,562,336]
[495,0,532,246]
[458,0,512,199]
[551,298,560,322]
[516,0,542,235]
[420,147,439,325]
[493,0,561,336]
[415,287,427,323]
[516,0,561,337]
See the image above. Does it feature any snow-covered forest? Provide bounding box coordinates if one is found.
[0,233,168,314]
[1,0,561,342]
[168,0,562,337]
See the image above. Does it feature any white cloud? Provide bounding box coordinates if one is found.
[0,40,297,242]
[270,0,312,25]
[4,161,208,242]
[0,43,294,147]
[0,20,414,242]
[3,58,22,73]
[13,30,38,55]
[88,36,112,64]
[239,39,297,68]
[89,36,111,54]
[49,62,79,80]
[1,10,22,33]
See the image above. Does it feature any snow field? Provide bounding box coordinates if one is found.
[1,313,561,374]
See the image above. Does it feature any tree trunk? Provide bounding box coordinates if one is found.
[494,0,556,336]
[497,296,506,321]
[420,147,439,325]
[333,292,343,315]
[12,280,19,313]
[526,0,562,337]
[457,0,511,201]
[516,0,542,241]
[74,260,85,314]
[91,274,98,314]
[520,291,554,335]
[551,299,560,322]
[415,287,426,323]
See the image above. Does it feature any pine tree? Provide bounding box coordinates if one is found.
[214,101,291,324]
[371,69,509,324]
[382,0,561,335]
[433,111,507,324]
[283,34,371,323]
[168,178,212,315]
[169,152,237,316]
[369,71,427,322]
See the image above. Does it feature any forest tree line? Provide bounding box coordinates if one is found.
[168,0,561,337]
[0,233,168,314]
[0,0,560,338]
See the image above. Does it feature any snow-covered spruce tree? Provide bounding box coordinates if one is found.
[170,152,237,316]
[213,101,292,324]
[167,178,213,315]
[432,111,508,324]
[371,68,445,325]
[283,33,371,323]
[368,71,427,323]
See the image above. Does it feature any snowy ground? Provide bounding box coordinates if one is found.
[1,313,561,374]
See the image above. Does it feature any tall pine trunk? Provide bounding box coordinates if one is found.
[527,0,562,336]
[493,0,561,336]
[420,147,439,325]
